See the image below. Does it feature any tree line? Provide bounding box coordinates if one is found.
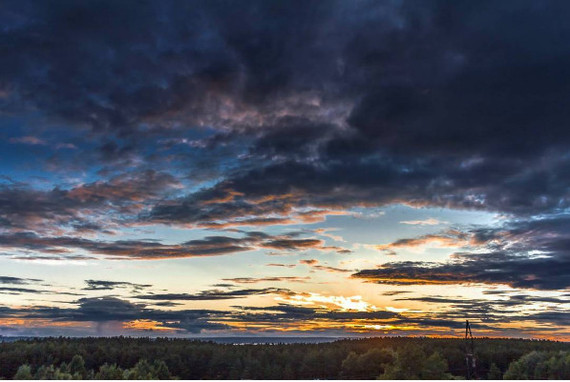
[1,336,569,379]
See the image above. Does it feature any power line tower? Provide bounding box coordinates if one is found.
[465,320,477,379]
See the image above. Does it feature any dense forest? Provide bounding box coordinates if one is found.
[1,336,569,379]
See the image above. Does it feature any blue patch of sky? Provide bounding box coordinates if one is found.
[319,204,500,246]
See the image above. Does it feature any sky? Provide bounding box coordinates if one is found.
[1,0,570,340]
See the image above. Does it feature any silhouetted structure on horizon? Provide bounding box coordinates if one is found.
[465,320,477,379]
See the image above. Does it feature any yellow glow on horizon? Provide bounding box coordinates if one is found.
[386,306,408,313]
[0,318,91,329]
[360,324,417,331]
[122,319,177,332]
[275,292,379,312]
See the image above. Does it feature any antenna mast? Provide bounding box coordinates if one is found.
[465,320,477,379]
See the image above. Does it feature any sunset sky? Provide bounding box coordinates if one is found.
[1,0,570,340]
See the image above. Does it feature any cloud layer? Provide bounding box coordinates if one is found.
[2,0,570,338]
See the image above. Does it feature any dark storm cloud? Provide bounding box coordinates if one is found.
[2,0,570,340]
[3,0,570,228]
[0,297,229,333]
[145,159,449,227]
[74,297,144,321]
[0,294,567,335]
[522,311,570,327]
[386,293,570,329]
[231,303,506,333]
[0,230,340,260]
[65,170,181,207]
[1,0,342,134]
[0,170,180,233]
[235,305,400,322]
[2,0,222,133]
[0,232,252,260]
[353,253,570,290]
[144,150,570,229]
[134,0,570,227]
[134,287,291,301]
[353,215,570,290]
[248,120,336,160]
[77,297,231,333]
[394,295,570,313]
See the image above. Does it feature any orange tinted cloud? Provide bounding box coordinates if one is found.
[123,319,177,332]
[370,230,488,254]
[299,259,353,273]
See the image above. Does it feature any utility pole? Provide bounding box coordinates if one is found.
[465,320,477,379]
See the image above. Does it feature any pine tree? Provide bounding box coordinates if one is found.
[69,354,88,379]
[153,360,171,380]
[95,363,125,380]
[488,362,502,379]
[14,364,33,380]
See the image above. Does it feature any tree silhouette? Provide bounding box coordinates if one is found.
[2,336,570,380]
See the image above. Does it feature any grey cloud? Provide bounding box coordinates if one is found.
[1,230,349,260]
[134,287,291,301]
[0,276,42,285]
[84,280,152,291]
